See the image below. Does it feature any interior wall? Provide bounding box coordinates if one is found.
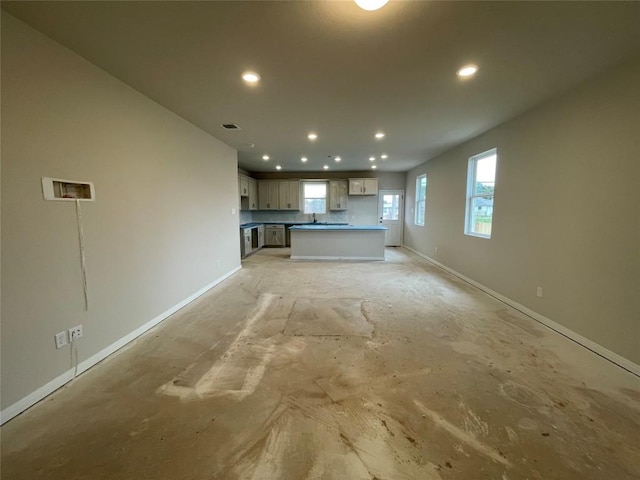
[404,56,640,365]
[1,14,241,410]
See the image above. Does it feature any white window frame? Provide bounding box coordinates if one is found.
[414,174,427,226]
[464,148,497,239]
[302,180,328,214]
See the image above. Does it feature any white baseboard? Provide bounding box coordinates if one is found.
[0,266,241,425]
[403,246,640,377]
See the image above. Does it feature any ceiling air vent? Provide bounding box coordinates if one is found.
[222,123,240,130]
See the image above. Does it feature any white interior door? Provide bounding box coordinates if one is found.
[378,190,404,246]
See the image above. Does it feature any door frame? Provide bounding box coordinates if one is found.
[378,189,404,246]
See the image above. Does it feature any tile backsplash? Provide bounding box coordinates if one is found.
[241,210,348,224]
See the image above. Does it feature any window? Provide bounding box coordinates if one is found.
[382,194,400,220]
[303,181,327,214]
[465,148,497,238]
[415,174,427,225]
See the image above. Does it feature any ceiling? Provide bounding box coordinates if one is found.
[3,1,639,173]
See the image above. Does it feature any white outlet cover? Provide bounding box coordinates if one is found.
[69,325,83,341]
[55,331,68,349]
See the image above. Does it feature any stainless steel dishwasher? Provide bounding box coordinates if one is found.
[264,224,285,247]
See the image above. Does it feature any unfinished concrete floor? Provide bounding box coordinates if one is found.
[2,247,640,479]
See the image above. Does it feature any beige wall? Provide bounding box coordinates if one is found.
[404,57,640,365]
[1,14,241,409]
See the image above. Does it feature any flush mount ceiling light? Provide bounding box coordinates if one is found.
[369,156,376,161]
[335,156,342,162]
[308,133,318,141]
[375,132,385,139]
[371,165,378,169]
[355,0,389,11]
[241,71,260,84]
[262,155,270,161]
[323,165,329,170]
[381,154,388,159]
[457,64,478,78]
[301,156,308,163]
[276,165,282,170]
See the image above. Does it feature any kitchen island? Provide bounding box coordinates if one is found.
[289,225,387,260]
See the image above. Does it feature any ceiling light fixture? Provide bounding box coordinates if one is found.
[375,132,385,139]
[381,154,388,159]
[308,133,318,141]
[355,0,389,11]
[369,156,376,161]
[241,71,260,84]
[323,165,329,170]
[276,165,282,170]
[457,64,478,78]
[372,165,378,170]
[335,156,341,162]
[262,155,270,161]
[301,157,308,163]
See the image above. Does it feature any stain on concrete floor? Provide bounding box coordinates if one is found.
[2,247,639,479]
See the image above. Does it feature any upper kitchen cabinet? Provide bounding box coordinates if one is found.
[258,180,279,210]
[247,178,258,210]
[329,180,348,210]
[239,175,258,210]
[278,180,300,210]
[239,175,250,197]
[349,178,378,196]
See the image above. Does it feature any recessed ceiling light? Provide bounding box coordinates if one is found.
[457,64,478,78]
[262,155,270,161]
[355,0,389,11]
[372,165,377,170]
[335,156,341,162]
[381,154,388,159]
[375,132,385,139]
[241,71,260,84]
[323,165,329,170]
[308,133,318,141]
[275,165,282,170]
[301,156,308,163]
[369,156,376,161]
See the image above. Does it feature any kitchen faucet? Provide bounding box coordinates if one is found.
[312,213,317,223]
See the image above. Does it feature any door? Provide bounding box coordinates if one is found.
[378,190,404,246]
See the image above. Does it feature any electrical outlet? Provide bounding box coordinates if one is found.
[69,325,83,342]
[55,331,68,349]
[536,287,543,298]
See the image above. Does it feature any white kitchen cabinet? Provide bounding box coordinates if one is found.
[239,175,258,210]
[239,175,250,197]
[258,181,279,210]
[278,180,300,210]
[349,178,378,195]
[329,180,348,210]
[247,177,258,210]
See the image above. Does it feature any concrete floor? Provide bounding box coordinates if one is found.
[2,247,639,479]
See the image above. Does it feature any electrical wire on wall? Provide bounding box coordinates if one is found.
[76,199,89,311]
